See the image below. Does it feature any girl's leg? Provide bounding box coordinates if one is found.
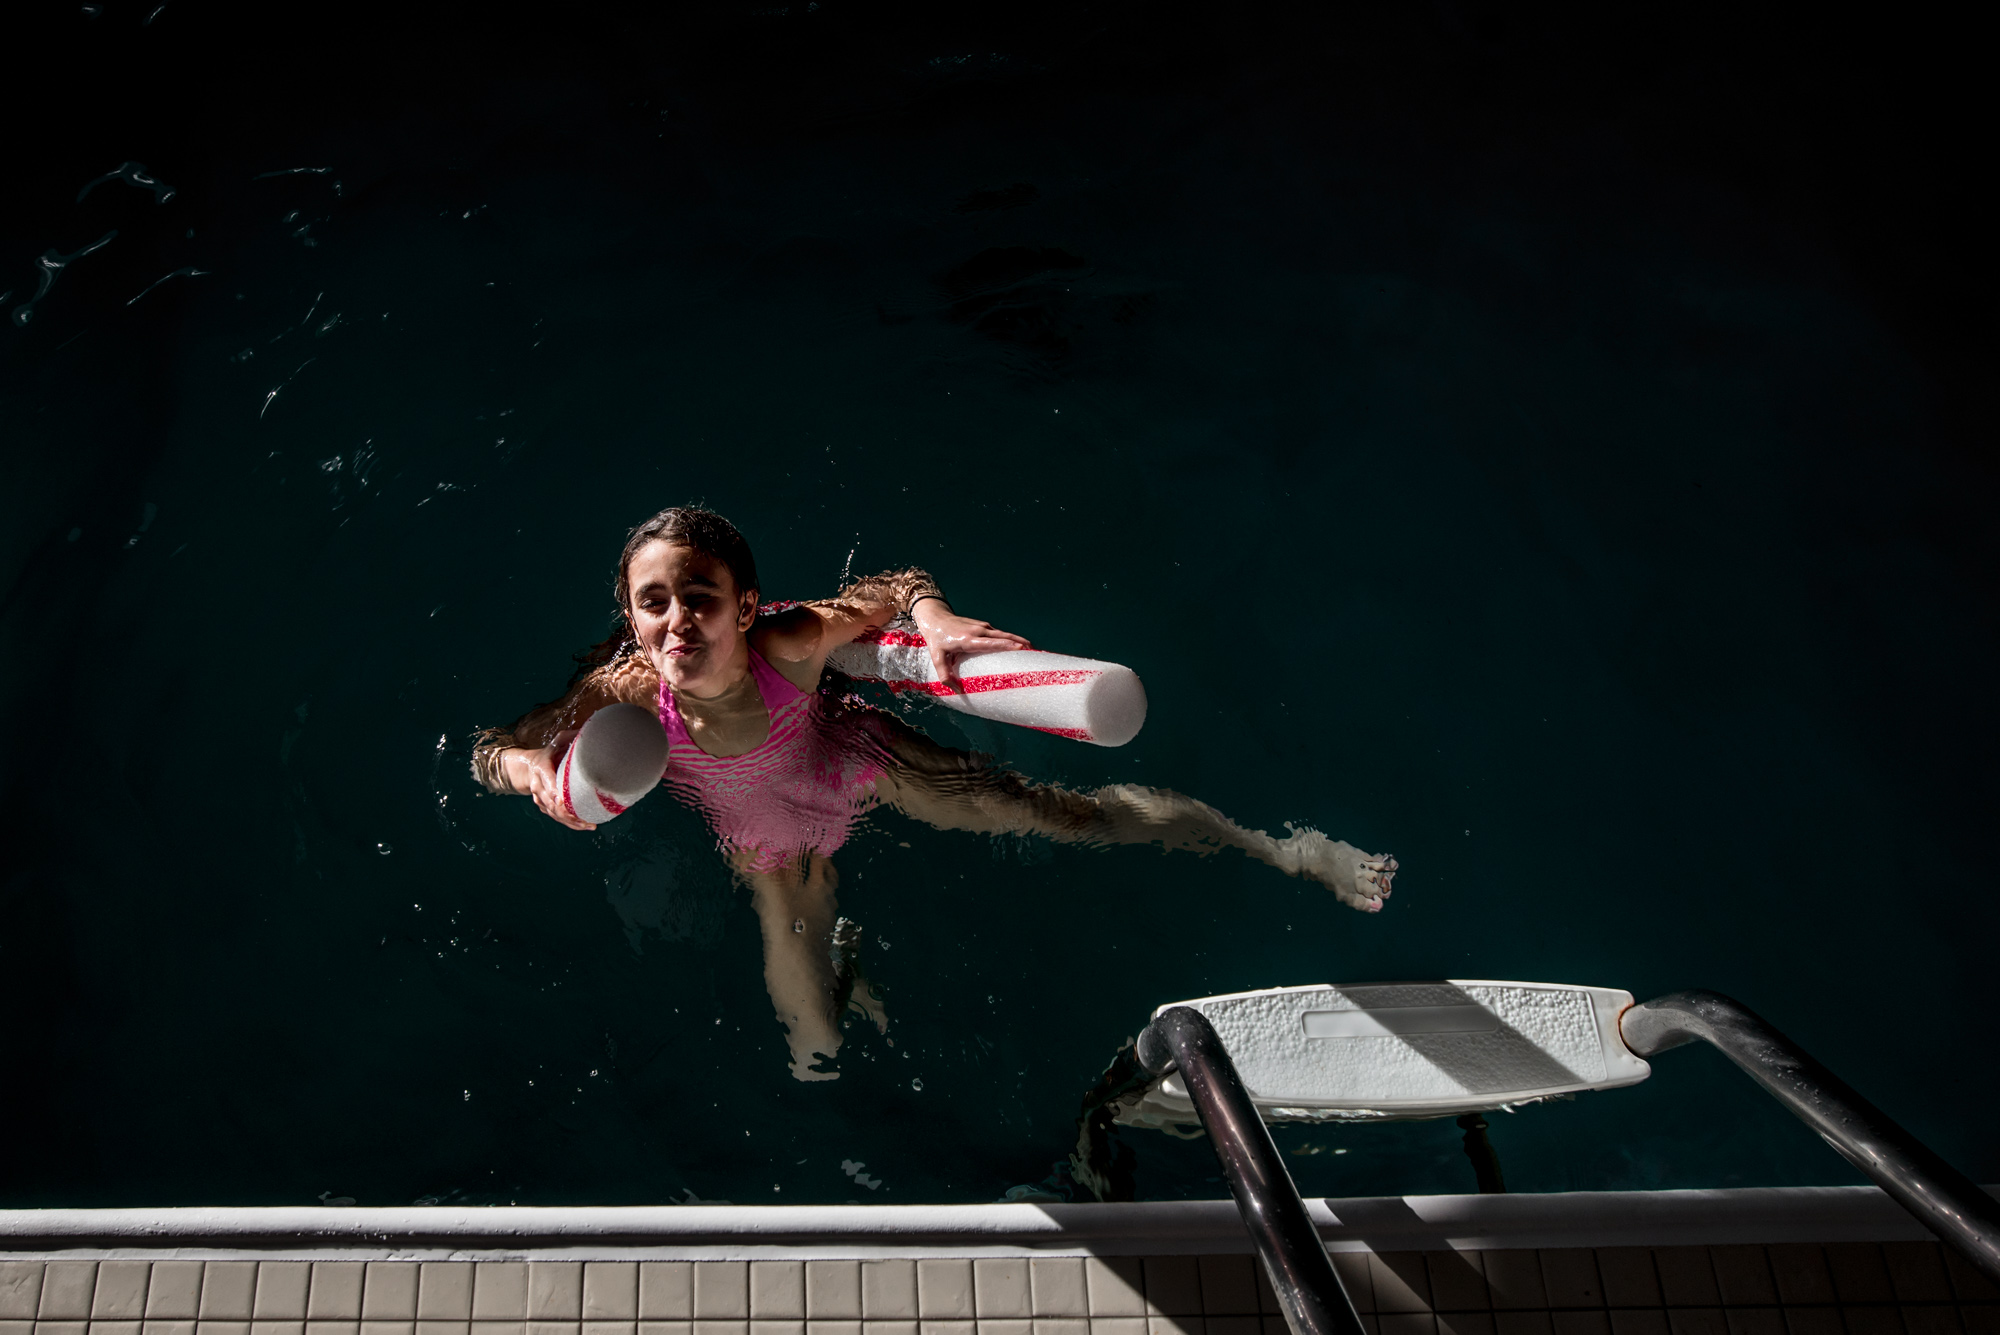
[734,851,889,1082]
[737,852,846,1081]
[869,722,1397,911]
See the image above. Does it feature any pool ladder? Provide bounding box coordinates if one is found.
[1134,991,2000,1335]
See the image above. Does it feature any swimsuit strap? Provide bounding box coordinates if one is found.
[658,648,806,758]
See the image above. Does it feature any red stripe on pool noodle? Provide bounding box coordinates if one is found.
[857,627,928,647]
[596,791,628,816]
[1030,725,1093,740]
[884,668,1099,696]
[560,749,577,819]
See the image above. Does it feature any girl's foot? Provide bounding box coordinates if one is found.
[1274,823,1397,912]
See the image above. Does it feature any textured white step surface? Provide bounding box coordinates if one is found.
[1123,982,1650,1126]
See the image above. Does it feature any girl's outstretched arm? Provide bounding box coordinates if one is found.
[756,567,1031,687]
[470,654,659,828]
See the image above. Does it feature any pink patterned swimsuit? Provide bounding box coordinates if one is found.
[658,650,886,870]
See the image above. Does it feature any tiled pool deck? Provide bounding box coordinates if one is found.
[5,1190,1995,1335]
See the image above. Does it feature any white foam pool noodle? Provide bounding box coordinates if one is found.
[828,625,1147,747]
[558,702,669,824]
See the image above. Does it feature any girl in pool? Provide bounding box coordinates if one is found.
[474,506,1397,1080]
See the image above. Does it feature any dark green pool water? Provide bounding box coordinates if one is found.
[4,2,1995,1209]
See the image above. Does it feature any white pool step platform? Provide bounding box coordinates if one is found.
[1121,982,1650,1128]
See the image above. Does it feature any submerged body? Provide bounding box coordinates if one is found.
[476,508,1397,1079]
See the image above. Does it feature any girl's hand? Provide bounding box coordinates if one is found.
[515,730,597,831]
[912,602,1031,686]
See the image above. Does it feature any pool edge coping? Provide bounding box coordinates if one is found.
[6,1185,1994,1258]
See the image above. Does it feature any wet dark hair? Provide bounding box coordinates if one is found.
[614,505,760,613]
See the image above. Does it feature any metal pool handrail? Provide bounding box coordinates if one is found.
[1621,989,2000,1285]
[1136,1006,1366,1335]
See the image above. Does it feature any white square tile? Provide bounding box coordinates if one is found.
[864,1322,918,1335]
[1197,1262,1257,1318]
[147,1267,206,1322]
[812,1324,863,1335]
[1030,1320,1091,1335]
[529,1269,582,1324]
[528,1323,579,1335]
[916,1266,972,1322]
[693,1271,747,1323]
[91,1322,142,1335]
[805,1265,860,1322]
[249,1322,304,1335]
[256,1270,312,1323]
[1026,1265,1083,1321]
[470,1323,523,1335]
[1378,1316,1435,1335]
[42,1270,97,1323]
[1085,1263,1145,1319]
[635,1324,689,1335]
[748,1323,801,1335]
[310,1267,367,1322]
[972,1266,1028,1322]
[0,1264,43,1321]
[977,1322,1031,1335]
[918,1323,973,1335]
[1204,1321,1260,1335]
[861,1267,917,1322]
[202,1270,259,1323]
[0,1320,31,1335]
[364,1270,419,1323]
[691,1322,745,1335]
[749,1268,803,1322]
[197,1323,250,1335]
[1329,1257,1373,1315]
[1367,1258,1431,1318]
[583,1270,637,1323]
[415,1324,469,1335]
[418,1271,473,1324]
[361,1324,415,1335]
[37,1322,89,1335]
[1142,1262,1200,1319]
[305,1323,359,1335]
[472,1268,528,1322]
[94,1267,151,1321]
[638,1269,692,1322]
[582,1324,634,1335]
[145,1323,197,1335]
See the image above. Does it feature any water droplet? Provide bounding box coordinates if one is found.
[911,1078,924,1091]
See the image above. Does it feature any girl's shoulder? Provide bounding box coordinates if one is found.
[586,651,662,708]
[749,602,825,666]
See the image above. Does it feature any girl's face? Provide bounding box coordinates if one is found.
[625,540,758,698]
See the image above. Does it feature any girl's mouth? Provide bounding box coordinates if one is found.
[666,643,700,658]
